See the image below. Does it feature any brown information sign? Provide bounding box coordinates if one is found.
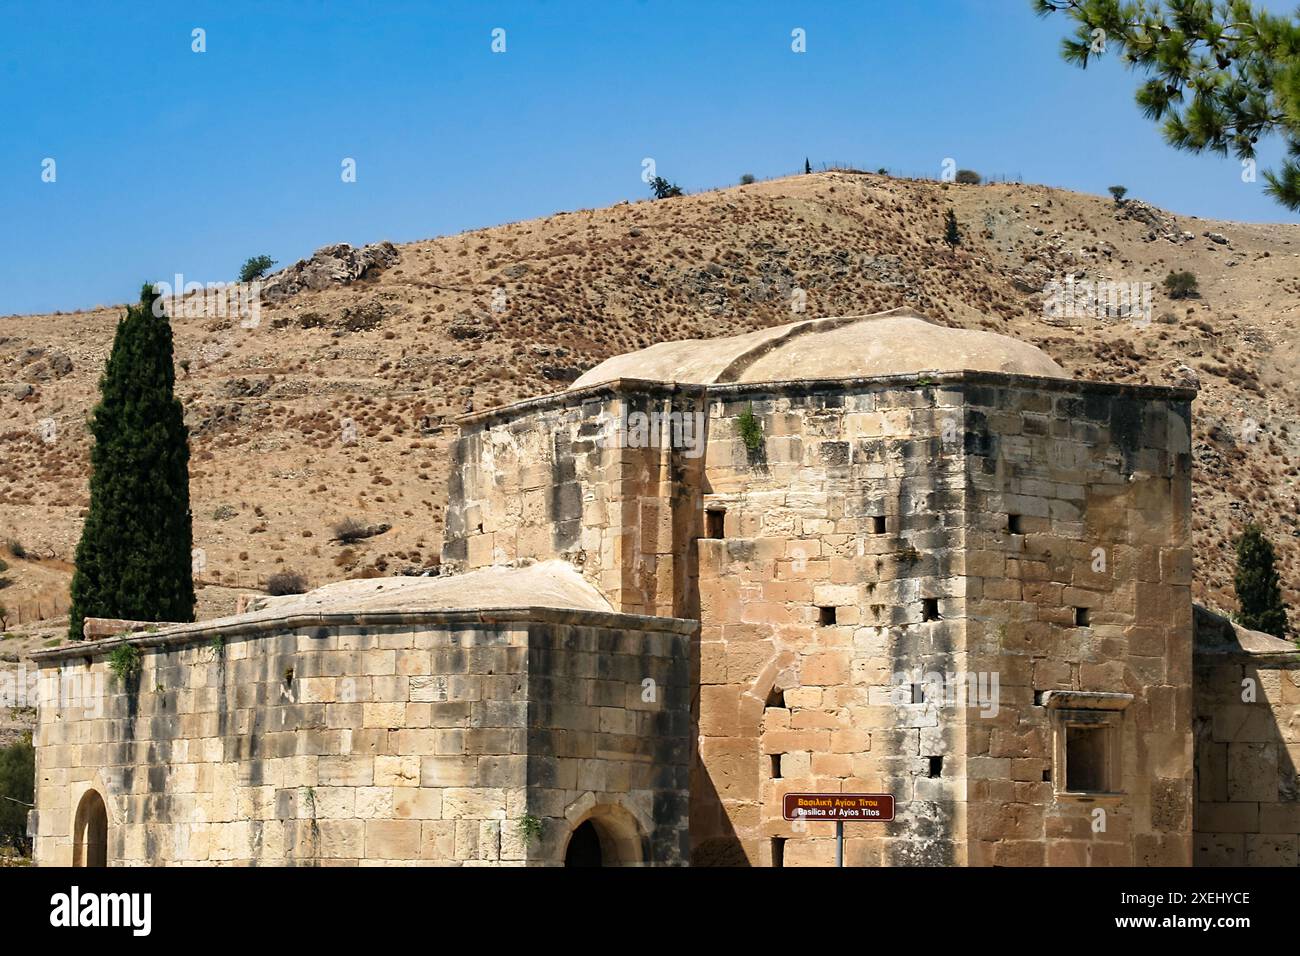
[783,792,895,822]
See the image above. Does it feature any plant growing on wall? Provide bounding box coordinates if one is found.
[734,405,764,454]
[107,643,142,683]
[517,813,543,846]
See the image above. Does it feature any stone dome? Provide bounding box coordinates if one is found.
[570,308,1068,389]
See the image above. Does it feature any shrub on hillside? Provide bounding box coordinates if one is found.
[739,173,756,185]
[1164,270,1200,299]
[955,169,982,185]
[266,570,308,596]
[331,517,369,544]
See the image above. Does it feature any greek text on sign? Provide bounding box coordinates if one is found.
[783,792,895,822]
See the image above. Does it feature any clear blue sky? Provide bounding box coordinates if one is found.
[1,0,1294,316]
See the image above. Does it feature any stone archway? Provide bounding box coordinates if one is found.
[73,789,108,867]
[561,803,645,866]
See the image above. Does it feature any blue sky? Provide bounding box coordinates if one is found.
[0,0,1294,316]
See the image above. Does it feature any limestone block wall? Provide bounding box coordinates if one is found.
[692,380,970,867]
[438,370,1196,868]
[443,383,706,618]
[690,374,1194,868]
[960,379,1194,866]
[1194,653,1300,865]
[31,609,691,866]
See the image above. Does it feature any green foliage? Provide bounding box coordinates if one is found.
[739,173,756,185]
[954,169,982,184]
[649,176,684,199]
[238,255,276,283]
[69,283,196,639]
[108,643,142,683]
[734,406,764,453]
[1108,184,1129,204]
[944,209,961,247]
[5,540,26,560]
[1234,523,1291,639]
[517,813,543,845]
[0,736,34,854]
[1164,269,1199,298]
[805,157,812,174]
[1035,0,1300,211]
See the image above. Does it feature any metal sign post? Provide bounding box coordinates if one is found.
[783,792,894,867]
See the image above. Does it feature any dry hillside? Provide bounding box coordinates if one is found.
[2,170,1298,668]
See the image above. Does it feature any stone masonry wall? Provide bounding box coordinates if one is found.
[692,375,1194,867]
[1194,653,1300,865]
[31,610,690,866]
[444,383,706,619]
[960,381,1193,866]
[693,381,968,867]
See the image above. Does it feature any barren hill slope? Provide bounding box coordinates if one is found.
[2,170,1298,642]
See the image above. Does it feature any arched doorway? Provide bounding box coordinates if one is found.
[561,805,645,866]
[73,790,108,867]
[564,821,604,866]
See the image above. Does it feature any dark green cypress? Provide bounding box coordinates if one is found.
[944,209,960,247]
[1233,523,1290,640]
[69,283,195,639]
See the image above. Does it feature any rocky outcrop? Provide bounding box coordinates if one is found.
[1117,200,1193,244]
[16,347,73,382]
[261,241,399,303]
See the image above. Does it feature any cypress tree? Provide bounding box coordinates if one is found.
[69,283,195,639]
[1233,523,1290,639]
[944,209,960,247]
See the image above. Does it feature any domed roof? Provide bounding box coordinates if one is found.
[570,309,1068,389]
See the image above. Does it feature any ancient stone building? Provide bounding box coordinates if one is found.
[31,564,692,865]
[30,309,1300,866]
